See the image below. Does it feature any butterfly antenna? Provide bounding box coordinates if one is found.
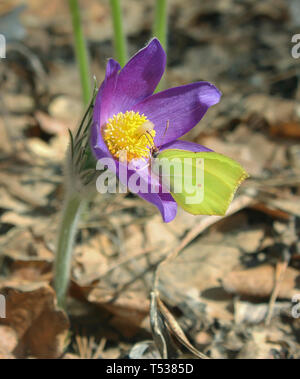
[158,120,169,149]
[138,131,154,147]
[142,132,155,148]
[146,130,156,145]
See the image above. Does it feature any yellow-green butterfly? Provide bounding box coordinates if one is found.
[152,149,249,216]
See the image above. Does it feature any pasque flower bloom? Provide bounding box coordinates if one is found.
[91,38,223,222]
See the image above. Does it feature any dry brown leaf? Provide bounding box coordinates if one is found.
[0,325,18,357]
[245,94,300,129]
[154,292,209,359]
[35,111,70,136]
[88,288,149,337]
[0,173,46,208]
[236,328,285,359]
[0,282,69,358]
[1,229,54,282]
[223,265,300,299]
[271,122,300,139]
[150,291,179,359]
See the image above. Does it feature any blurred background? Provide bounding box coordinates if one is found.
[0,0,299,359]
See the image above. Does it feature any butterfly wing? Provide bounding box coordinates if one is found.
[153,149,249,216]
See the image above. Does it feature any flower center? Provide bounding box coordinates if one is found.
[103,111,156,162]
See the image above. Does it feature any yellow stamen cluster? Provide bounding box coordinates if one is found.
[103,111,156,162]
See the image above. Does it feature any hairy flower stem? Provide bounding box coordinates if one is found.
[54,84,97,309]
[109,0,128,67]
[69,0,91,105]
[54,191,86,309]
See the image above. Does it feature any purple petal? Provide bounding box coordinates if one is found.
[94,58,121,126]
[91,59,120,159]
[109,38,166,116]
[118,160,177,223]
[133,82,221,146]
[138,191,178,223]
[160,139,213,153]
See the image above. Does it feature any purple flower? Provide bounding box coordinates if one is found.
[91,38,221,222]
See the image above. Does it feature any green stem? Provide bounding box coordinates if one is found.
[54,191,85,309]
[153,0,168,92]
[153,0,168,51]
[109,0,128,67]
[69,0,91,105]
